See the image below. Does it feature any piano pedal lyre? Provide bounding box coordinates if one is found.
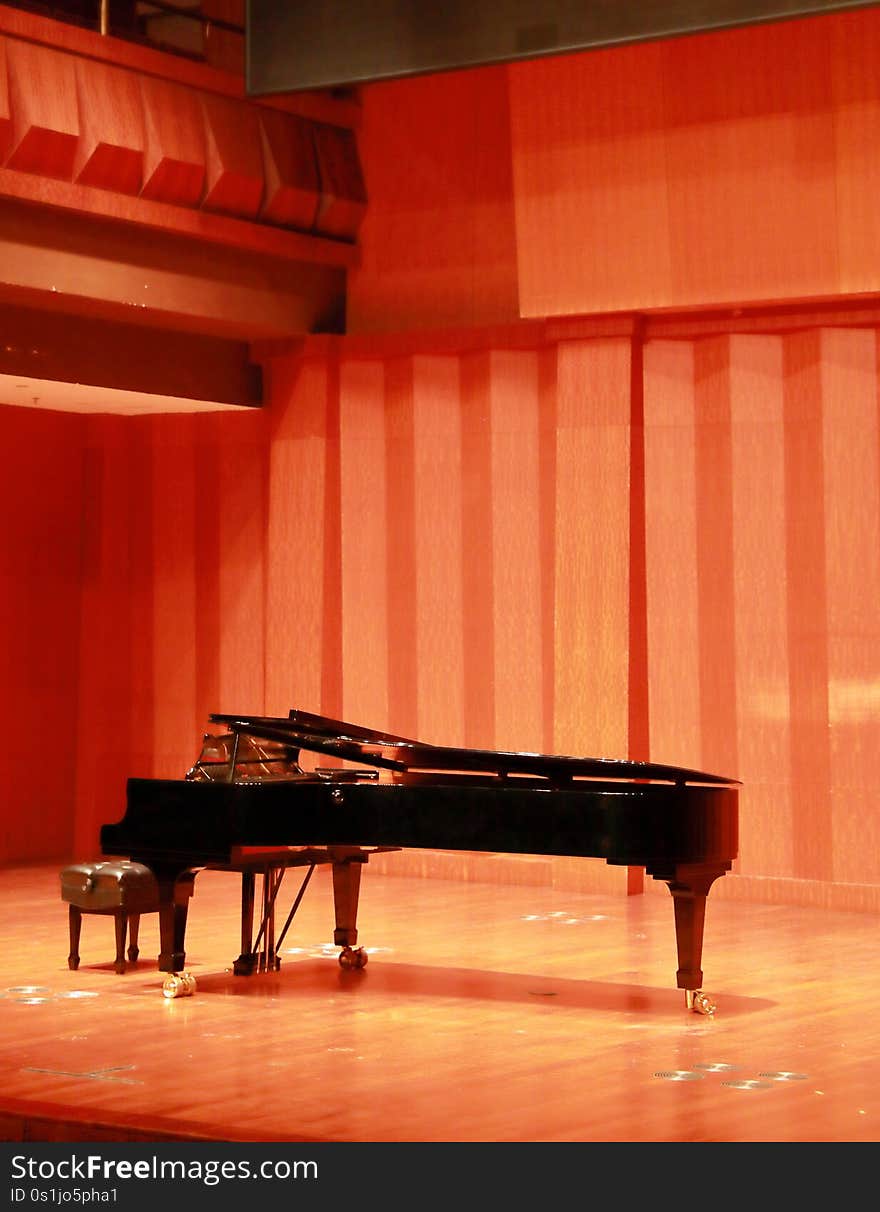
[685,989,716,1016]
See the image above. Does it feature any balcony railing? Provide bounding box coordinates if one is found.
[1,1,245,72]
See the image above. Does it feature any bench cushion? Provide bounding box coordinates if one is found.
[60,860,160,914]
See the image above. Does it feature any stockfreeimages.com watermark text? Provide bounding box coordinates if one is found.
[10,1153,318,1194]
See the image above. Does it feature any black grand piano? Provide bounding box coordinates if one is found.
[100,708,739,1014]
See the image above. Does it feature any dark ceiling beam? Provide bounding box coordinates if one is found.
[0,300,261,409]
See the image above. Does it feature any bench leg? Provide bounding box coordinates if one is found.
[127,913,140,963]
[113,912,128,974]
[68,905,82,971]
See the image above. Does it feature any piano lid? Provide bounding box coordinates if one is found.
[207,710,740,787]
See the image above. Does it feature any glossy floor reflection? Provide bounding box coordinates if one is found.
[0,862,877,1142]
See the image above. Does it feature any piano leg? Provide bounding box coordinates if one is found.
[233,871,258,975]
[330,848,368,970]
[654,862,730,1014]
[155,871,196,973]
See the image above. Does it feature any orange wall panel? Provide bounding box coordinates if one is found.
[508,9,877,318]
[782,331,834,883]
[348,66,520,334]
[662,20,838,307]
[459,353,496,749]
[509,41,672,318]
[489,349,543,753]
[0,406,83,864]
[819,328,880,885]
[644,341,702,770]
[383,357,418,737]
[727,334,793,879]
[339,359,389,728]
[0,37,11,162]
[692,339,739,779]
[264,356,331,717]
[831,12,880,296]
[553,338,631,759]
[148,418,200,780]
[215,413,268,716]
[74,420,138,856]
[412,355,466,747]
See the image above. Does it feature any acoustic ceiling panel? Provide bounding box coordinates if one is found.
[246,0,879,95]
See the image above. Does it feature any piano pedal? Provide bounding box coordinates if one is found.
[338,946,368,971]
[685,989,716,1016]
[162,972,197,999]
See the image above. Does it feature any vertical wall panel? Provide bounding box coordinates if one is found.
[412,355,465,747]
[783,331,833,883]
[459,354,495,749]
[692,338,739,778]
[553,338,631,759]
[727,334,793,878]
[150,416,199,780]
[490,349,543,752]
[820,328,880,884]
[662,19,838,307]
[508,10,861,319]
[216,412,267,716]
[126,417,156,778]
[74,419,135,856]
[0,406,82,862]
[339,359,389,727]
[347,66,519,334]
[265,356,330,717]
[644,341,701,768]
[384,357,418,738]
[831,11,880,296]
[509,41,671,318]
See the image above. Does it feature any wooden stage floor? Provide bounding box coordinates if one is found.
[0,860,878,1143]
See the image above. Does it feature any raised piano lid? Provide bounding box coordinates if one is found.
[208,710,739,786]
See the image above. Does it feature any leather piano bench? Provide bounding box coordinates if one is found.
[60,860,160,974]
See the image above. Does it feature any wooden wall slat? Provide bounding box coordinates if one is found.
[553,338,631,758]
[692,338,739,778]
[149,416,199,780]
[412,355,466,747]
[74,419,134,856]
[215,413,267,717]
[782,331,834,883]
[489,349,543,753]
[509,41,671,318]
[384,357,418,738]
[0,407,82,862]
[820,328,880,884]
[264,356,330,717]
[644,341,702,769]
[727,334,793,878]
[459,353,496,749]
[339,359,389,728]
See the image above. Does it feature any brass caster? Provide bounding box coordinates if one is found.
[339,946,368,970]
[162,971,197,999]
[686,989,716,1016]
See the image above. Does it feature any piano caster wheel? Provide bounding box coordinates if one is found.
[338,946,368,971]
[686,989,716,1016]
[162,972,197,999]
